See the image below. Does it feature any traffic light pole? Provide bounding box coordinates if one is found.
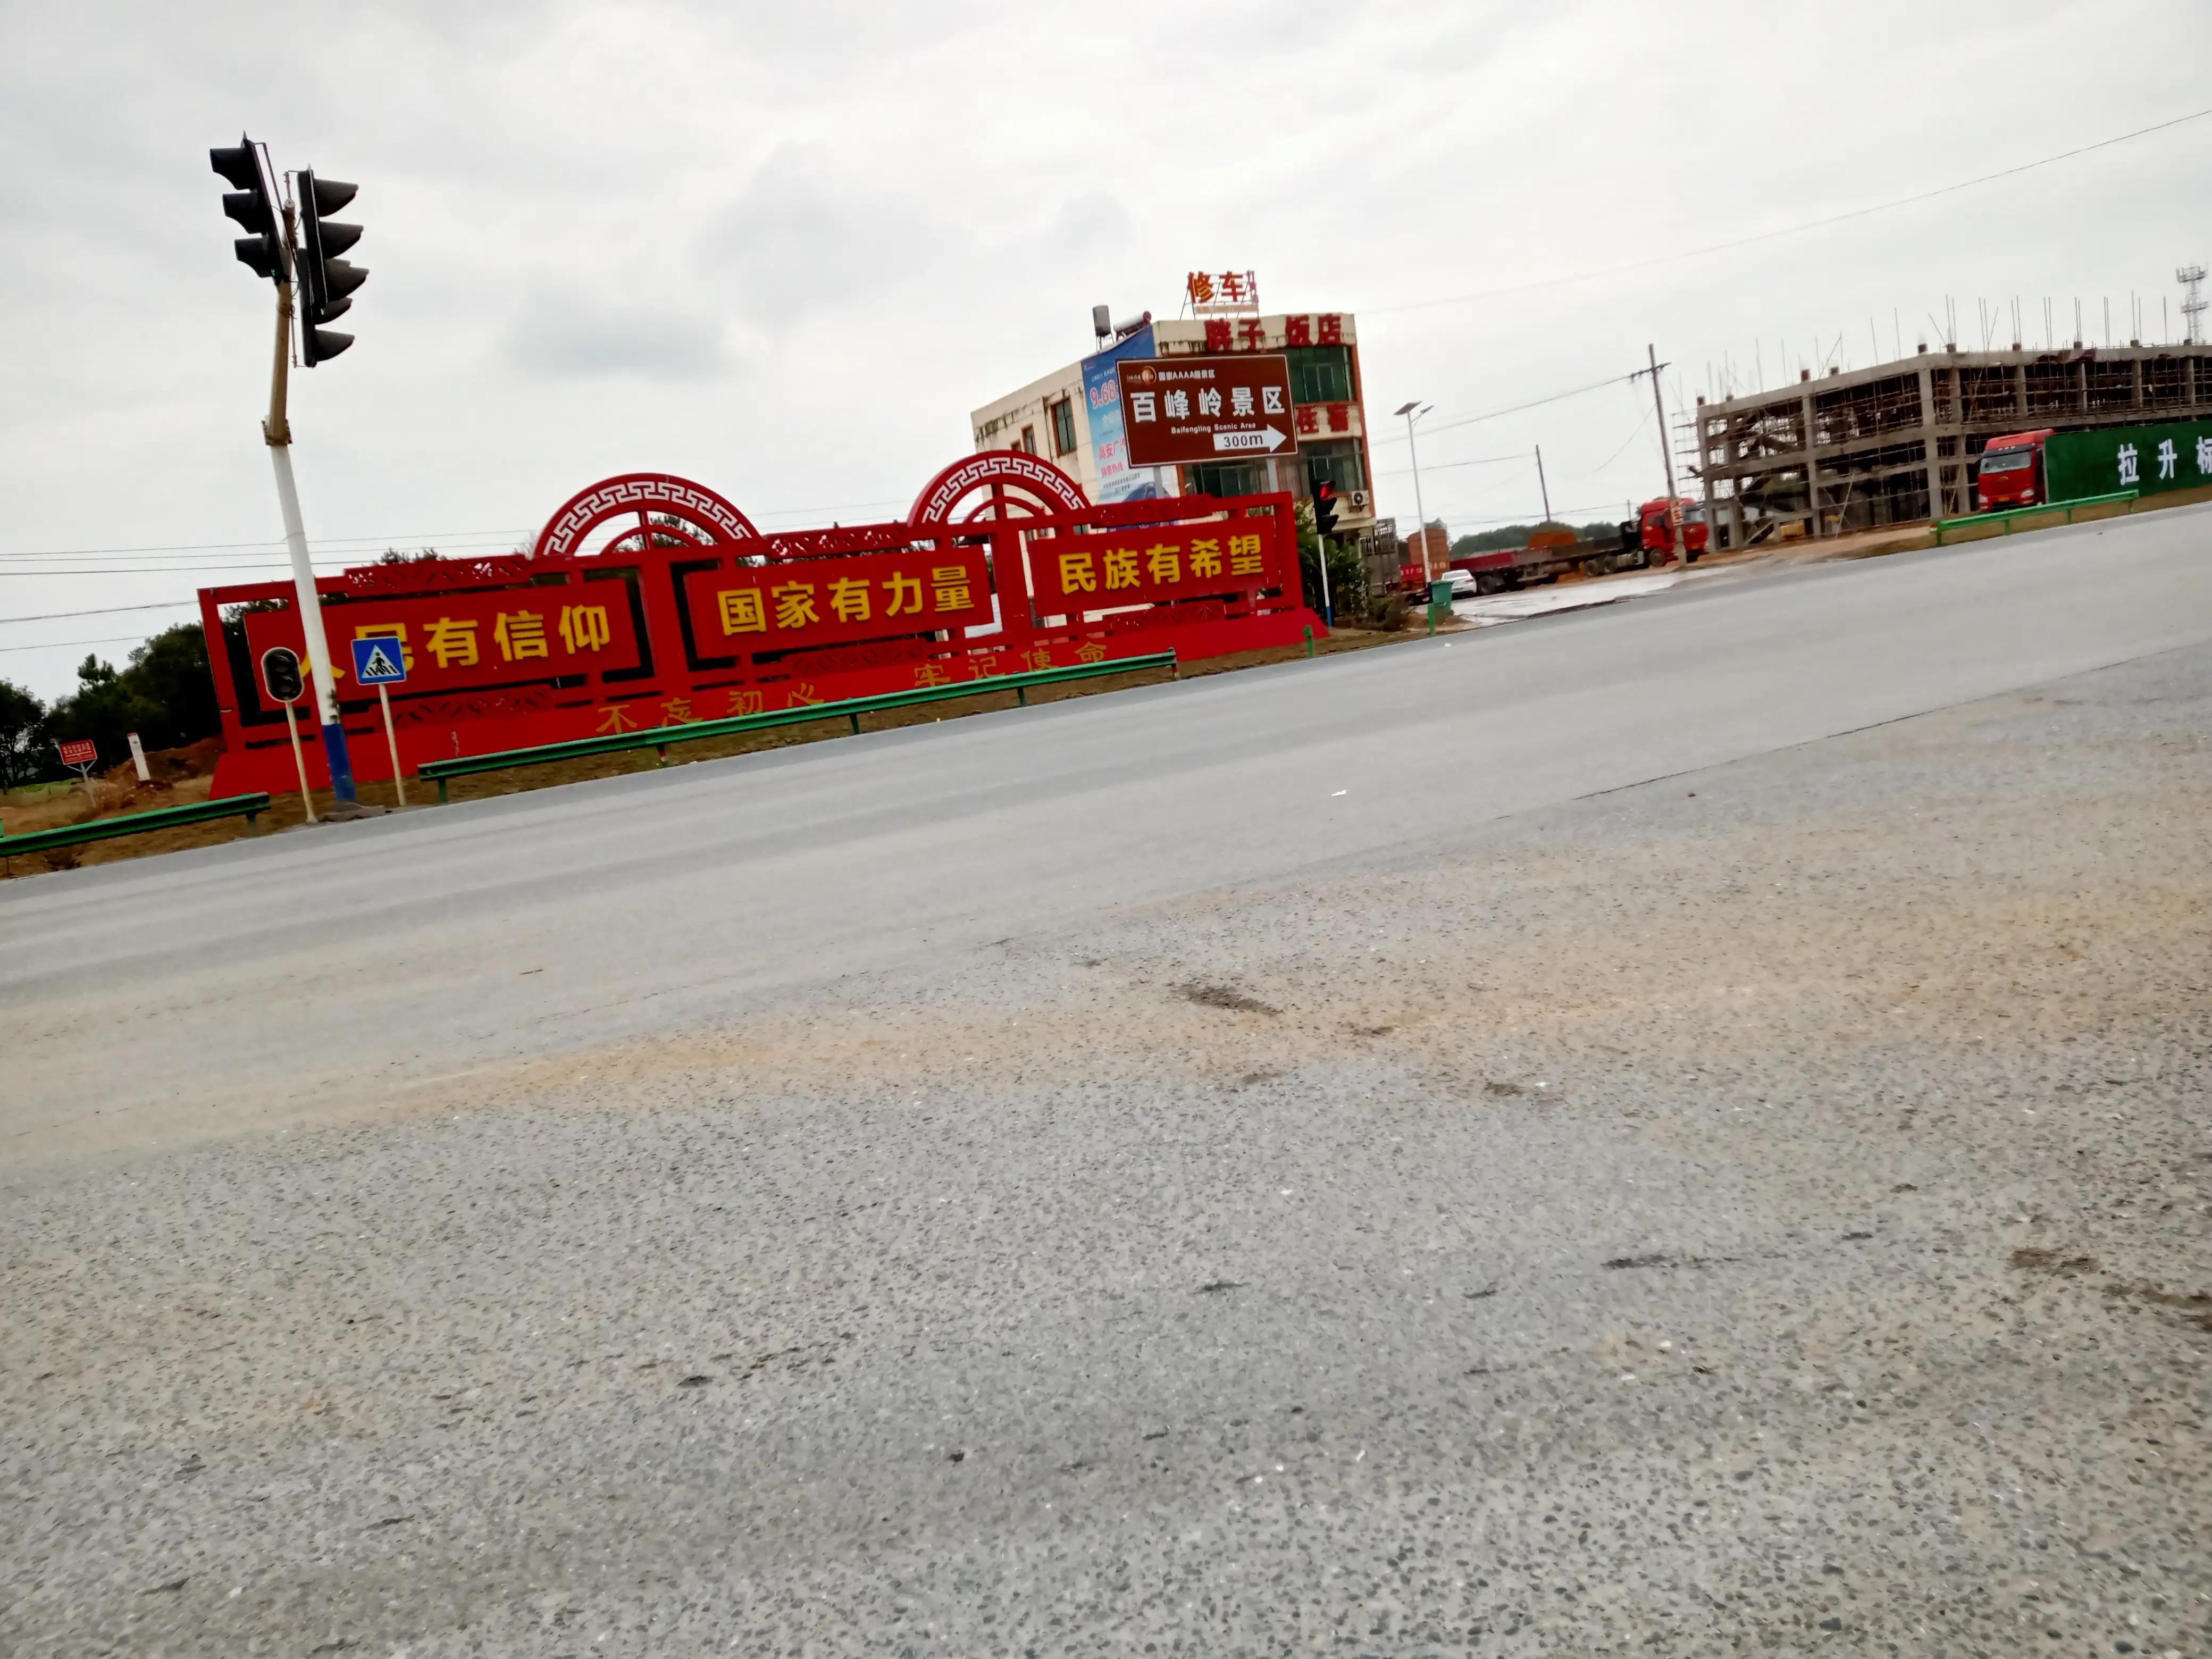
[264,200,356,803]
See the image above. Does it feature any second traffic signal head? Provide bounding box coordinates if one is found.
[298,169,365,366]
[210,136,283,283]
[1312,480,1340,538]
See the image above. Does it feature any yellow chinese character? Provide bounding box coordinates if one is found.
[728,689,765,716]
[354,624,411,673]
[1058,550,1097,594]
[884,572,924,616]
[423,615,480,668]
[969,652,1003,680]
[931,565,973,611]
[914,663,952,688]
[1075,641,1108,664]
[718,589,767,635]
[1146,544,1182,585]
[596,704,638,734]
[772,583,819,630]
[1188,539,1223,578]
[560,604,613,653]
[493,611,548,661]
[787,681,823,707]
[1024,646,1054,671]
[829,577,871,623]
[1103,547,1140,590]
[1229,533,1264,576]
[661,697,694,725]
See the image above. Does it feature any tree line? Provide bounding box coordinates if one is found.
[1,625,223,790]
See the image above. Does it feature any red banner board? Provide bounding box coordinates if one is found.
[56,739,98,766]
[1118,355,1296,466]
[1027,523,1278,611]
[199,454,1326,799]
[681,546,993,656]
[243,583,642,693]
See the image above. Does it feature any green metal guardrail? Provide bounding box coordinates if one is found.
[1932,489,2139,546]
[0,792,272,861]
[419,651,1180,803]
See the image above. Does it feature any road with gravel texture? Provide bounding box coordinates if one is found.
[4,506,2210,1656]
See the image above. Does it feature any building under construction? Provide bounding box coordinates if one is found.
[1694,341,2212,545]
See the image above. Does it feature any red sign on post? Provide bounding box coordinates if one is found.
[56,739,98,767]
[1117,356,1297,467]
[1028,523,1280,611]
[244,585,642,696]
[681,547,993,655]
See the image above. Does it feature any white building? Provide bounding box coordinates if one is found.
[970,306,1377,534]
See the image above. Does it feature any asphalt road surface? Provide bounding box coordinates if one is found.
[5,507,2210,1656]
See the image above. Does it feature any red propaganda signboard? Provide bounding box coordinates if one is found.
[244,584,642,694]
[681,547,993,656]
[56,739,98,766]
[1117,355,1295,466]
[1028,523,1278,612]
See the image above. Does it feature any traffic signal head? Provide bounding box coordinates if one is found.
[260,647,304,705]
[298,169,364,366]
[1312,480,1340,538]
[210,136,283,283]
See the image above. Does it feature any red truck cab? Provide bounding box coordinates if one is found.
[1637,498,1708,561]
[1975,430,2051,512]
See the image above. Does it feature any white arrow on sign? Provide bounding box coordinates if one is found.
[1213,426,1287,454]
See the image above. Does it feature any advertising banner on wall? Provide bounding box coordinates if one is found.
[2045,417,2212,504]
[1080,323,1168,504]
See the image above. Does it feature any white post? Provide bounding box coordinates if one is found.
[269,446,340,731]
[282,699,316,823]
[379,682,406,807]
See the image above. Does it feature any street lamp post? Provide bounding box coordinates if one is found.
[1395,401,1434,579]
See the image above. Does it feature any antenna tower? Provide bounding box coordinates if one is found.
[2181,263,2208,346]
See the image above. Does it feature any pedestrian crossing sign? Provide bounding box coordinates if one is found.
[351,635,408,684]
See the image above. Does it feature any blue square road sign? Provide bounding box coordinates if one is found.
[351,635,409,685]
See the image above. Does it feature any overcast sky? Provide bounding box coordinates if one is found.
[2,0,2207,698]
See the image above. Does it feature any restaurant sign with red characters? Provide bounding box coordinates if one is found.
[198,452,1321,799]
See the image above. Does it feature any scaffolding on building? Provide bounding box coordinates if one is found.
[1694,341,2212,546]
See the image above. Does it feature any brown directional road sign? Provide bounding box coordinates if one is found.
[1117,355,1297,467]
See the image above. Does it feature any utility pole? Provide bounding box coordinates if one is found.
[1646,343,1688,569]
[1535,445,1553,523]
[1395,401,1433,578]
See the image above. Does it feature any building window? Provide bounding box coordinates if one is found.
[1050,398,1077,456]
[1187,459,1273,499]
[1019,424,1037,455]
[1300,439,1366,498]
[1287,345,1353,405]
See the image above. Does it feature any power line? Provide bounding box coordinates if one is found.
[0,599,204,626]
[1371,373,1640,446]
[0,632,163,656]
[1375,451,1524,479]
[0,494,920,565]
[1367,106,2212,317]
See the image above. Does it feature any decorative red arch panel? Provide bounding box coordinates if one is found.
[204,453,1322,800]
[530,473,759,560]
[907,450,1091,527]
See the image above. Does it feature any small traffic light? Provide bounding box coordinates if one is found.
[260,647,304,705]
[297,170,364,366]
[1312,479,1340,538]
[210,136,283,283]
